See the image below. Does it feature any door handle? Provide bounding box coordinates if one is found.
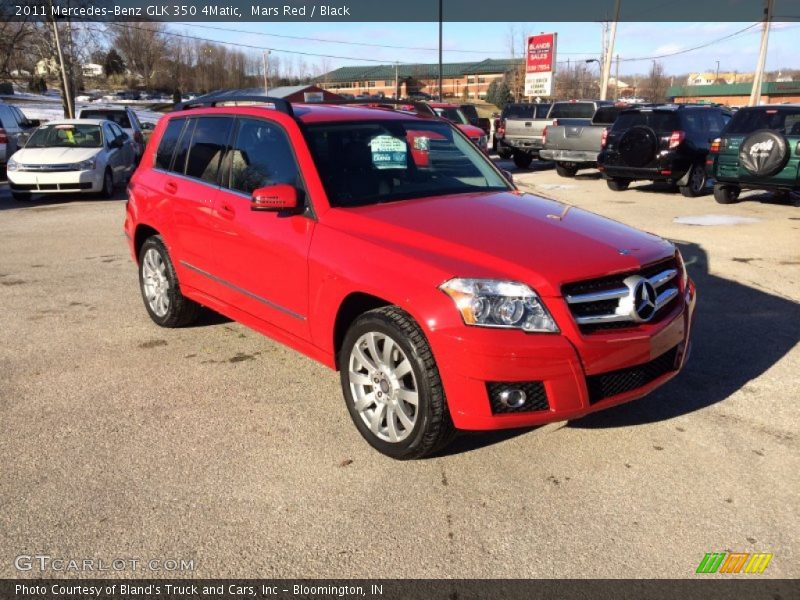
[164,181,178,194]
[219,202,236,219]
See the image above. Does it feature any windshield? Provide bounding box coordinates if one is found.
[433,107,469,125]
[549,102,597,119]
[26,124,103,148]
[725,108,800,135]
[305,120,509,208]
[80,110,132,129]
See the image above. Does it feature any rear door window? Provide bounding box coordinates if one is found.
[172,119,196,175]
[223,118,300,195]
[185,117,234,184]
[155,119,186,171]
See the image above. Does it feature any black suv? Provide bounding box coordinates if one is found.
[598,104,732,196]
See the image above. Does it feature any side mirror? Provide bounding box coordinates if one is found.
[501,169,514,184]
[251,184,299,211]
[25,119,41,128]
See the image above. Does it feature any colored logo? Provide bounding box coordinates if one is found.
[696,552,773,574]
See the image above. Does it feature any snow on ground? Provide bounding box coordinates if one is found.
[3,99,166,125]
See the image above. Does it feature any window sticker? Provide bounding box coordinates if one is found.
[370,135,407,169]
[413,136,430,151]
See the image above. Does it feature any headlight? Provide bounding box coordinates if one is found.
[74,158,96,171]
[7,157,19,171]
[440,278,558,332]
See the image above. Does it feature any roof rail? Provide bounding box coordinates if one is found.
[323,98,437,118]
[174,92,294,117]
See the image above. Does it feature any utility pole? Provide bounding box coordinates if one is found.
[262,50,271,93]
[749,0,773,106]
[600,0,620,101]
[438,0,443,101]
[394,62,399,99]
[48,0,73,118]
[614,54,620,100]
[715,60,720,83]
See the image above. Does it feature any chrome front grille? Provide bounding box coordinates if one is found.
[563,258,681,333]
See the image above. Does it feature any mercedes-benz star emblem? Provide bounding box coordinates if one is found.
[633,279,657,321]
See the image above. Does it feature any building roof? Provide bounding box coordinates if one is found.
[318,59,523,83]
[668,81,800,97]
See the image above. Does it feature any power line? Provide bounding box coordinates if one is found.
[173,21,601,56]
[620,23,759,62]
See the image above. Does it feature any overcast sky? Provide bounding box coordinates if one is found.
[168,20,800,77]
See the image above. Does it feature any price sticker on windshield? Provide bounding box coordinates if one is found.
[370,135,407,169]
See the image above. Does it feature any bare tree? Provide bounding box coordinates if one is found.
[644,60,669,103]
[111,22,167,89]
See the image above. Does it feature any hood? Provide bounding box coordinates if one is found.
[14,147,101,166]
[324,191,674,297]
[457,124,486,138]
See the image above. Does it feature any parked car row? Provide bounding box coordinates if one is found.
[0,101,41,170]
[500,99,798,205]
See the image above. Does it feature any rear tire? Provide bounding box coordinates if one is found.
[513,152,533,169]
[679,164,707,197]
[606,177,631,191]
[555,162,578,177]
[713,183,741,204]
[339,306,455,460]
[138,235,201,328]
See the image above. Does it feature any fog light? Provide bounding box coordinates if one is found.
[499,388,527,408]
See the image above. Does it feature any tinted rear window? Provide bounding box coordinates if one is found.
[185,117,234,183]
[549,102,596,119]
[503,104,534,119]
[725,108,800,135]
[592,106,626,124]
[613,110,680,132]
[155,119,185,170]
[81,110,132,129]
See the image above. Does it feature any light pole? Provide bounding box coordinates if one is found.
[263,50,271,94]
[715,60,720,83]
[586,58,601,97]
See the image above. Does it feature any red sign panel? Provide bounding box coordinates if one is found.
[526,33,556,74]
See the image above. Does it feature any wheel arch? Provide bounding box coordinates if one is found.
[133,224,160,263]
[332,292,394,370]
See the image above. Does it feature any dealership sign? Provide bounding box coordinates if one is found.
[525,32,557,97]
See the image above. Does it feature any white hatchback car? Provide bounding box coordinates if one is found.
[7,119,136,201]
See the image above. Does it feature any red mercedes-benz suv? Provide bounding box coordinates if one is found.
[124,93,696,459]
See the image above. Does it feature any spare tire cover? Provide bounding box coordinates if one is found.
[739,129,789,177]
[619,126,658,168]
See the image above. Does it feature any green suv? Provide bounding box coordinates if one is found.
[708,104,800,204]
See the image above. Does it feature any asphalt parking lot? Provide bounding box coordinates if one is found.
[1,160,798,579]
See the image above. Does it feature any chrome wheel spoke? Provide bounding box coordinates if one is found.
[397,388,418,406]
[348,329,419,444]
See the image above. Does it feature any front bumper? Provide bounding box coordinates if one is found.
[428,280,696,430]
[8,168,103,193]
[539,149,599,164]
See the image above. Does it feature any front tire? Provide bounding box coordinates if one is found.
[138,235,200,327]
[513,152,533,169]
[679,164,707,197]
[606,177,631,191]
[713,183,741,204]
[97,168,114,199]
[339,306,455,460]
